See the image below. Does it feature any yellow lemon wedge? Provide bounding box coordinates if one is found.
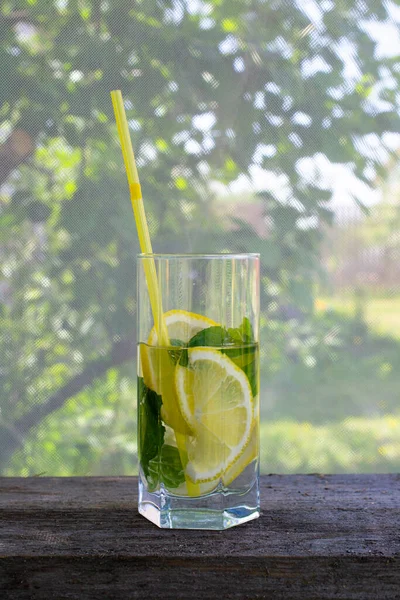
[175,348,253,483]
[140,310,219,435]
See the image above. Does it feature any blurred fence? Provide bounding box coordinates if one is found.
[322,206,400,292]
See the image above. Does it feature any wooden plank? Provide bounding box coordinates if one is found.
[0,475,399,599]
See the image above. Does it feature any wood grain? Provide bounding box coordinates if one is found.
[1,475,399,599]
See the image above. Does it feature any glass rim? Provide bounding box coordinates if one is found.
[137,252,260,260]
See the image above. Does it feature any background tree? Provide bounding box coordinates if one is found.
[1,0,399,473]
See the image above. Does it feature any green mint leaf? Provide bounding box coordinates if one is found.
[179,348,189,367]
[227,317,255,344]
[188,325,228,347]
[222,345,258,397]
[240,316,254,342]
[186,321,258,396]
[138,377,165,484]
[168,338,185,365]
[148,444,185,490]
[170,338,185,346]
[188,319,254,348]
[225,327,243,344]
[186,317,258,396]
[240,358,258,397]
[186,324,258,396]
[222,345,256,367]
[138,378,186,490]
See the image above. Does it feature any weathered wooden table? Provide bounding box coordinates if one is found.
[1,475,399,599]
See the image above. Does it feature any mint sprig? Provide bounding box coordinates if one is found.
[138,316,258,491]
[138,377,164,482]
[138,377,185,491]
[186,317,258,396]
[148,444,185,490]
[187,317,255,348]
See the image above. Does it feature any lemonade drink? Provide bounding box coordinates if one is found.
[137,255,260,529]
[110,94,259,529]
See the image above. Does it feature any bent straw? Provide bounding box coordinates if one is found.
[110,90,199,496]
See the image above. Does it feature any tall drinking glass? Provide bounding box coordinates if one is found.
[137,253,260,529]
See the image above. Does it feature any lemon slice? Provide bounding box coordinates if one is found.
[175,348,253,483]
[140,310,219,435]
[169,426,258,495]
[149,309,219,346]
[141,310,219,392]
[223,419,258,485]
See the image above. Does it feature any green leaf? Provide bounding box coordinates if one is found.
[148,444,185,491]
[241,317,254,342]
[138,378,185,491]
[186,322,258,396]
[170,338,185,347]
[168,338,185,364]
[222,345,256,367]
[187,318,254,349]
[239,358,258,397]
[138,377,165,482]
[222,346,259,397]
[188,325,228,347]
[227,317,254,344]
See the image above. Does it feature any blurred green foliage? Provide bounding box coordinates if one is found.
[261,311,400,423]
[260,415,400,474]
[1,0,400,474]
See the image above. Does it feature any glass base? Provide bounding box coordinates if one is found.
[138,477,260,530]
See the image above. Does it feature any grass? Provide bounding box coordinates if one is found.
[317,295,400,340]
[262,335,400,424]
[260,415,400,474]
[260,305,400,425]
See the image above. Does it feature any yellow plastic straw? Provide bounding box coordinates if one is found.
[110,90,168,345]
[110,90,199,496]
